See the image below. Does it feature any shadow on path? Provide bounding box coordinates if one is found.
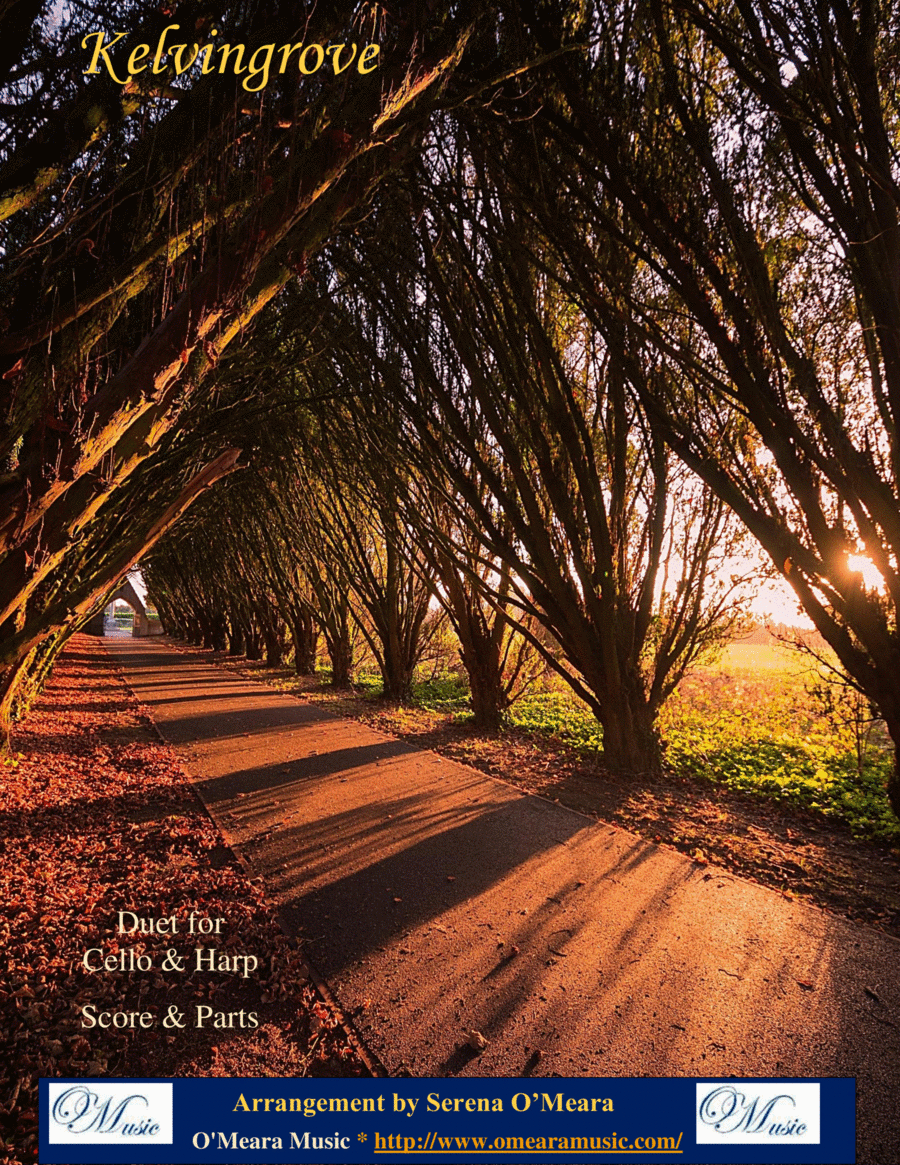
[109,637,900,1165]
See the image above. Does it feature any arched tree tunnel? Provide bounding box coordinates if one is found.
[3,0,900,821]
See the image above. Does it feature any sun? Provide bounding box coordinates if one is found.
[847,555,885,591]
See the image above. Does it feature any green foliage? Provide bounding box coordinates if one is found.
[509,665,899,844]
[661,684,898,844]
[323,667,465,704]
[510,691,604,751]
[350,670,473,711]
[413,674,470,713]
[350,671,384,697]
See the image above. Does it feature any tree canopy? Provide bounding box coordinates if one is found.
[5,0,900,818]
[0,0,537,725]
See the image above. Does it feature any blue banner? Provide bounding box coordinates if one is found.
[39,1076,855,1164]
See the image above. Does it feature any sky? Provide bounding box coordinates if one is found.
[748,577,813,628]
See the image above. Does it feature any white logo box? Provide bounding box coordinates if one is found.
[696,1081,820,1145]
[47,1081,173,1145]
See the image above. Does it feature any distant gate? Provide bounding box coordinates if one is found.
[83,578,163,637]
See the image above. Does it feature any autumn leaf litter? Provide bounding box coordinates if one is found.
[0,636,364,1165]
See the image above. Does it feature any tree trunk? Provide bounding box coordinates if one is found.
[468,657,508,731]
[599,696,661,776]
[884,719,900,820]
[202,610,227,653]
[227,617,244,656]
[199,613,218,650]
[456,614,508,730]
[381,645,414,703]
[888,756,900,821]
[0,626,71,747]
[0,645,38,748]
[245,627,263,661]
[327,616,353,688]
[263,625,284,667]
[292,614,318,675]
[330,644,352,686]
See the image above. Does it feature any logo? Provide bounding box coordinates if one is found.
[696,1082,820,1145]
[47,1082,173,1145]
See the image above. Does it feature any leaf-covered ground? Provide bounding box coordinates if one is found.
[0,637,365,1165]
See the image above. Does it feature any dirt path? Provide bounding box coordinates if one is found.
[111,637,900,1164]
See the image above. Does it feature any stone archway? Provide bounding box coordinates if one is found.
[83,578,162,637]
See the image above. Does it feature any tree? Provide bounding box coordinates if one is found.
[314,159,752,773]
[291,411,441,703]
[405,491,545,729]
[0,0,497,739]
[515,0,900,808]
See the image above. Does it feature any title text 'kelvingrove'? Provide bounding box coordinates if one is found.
[83,28,380,90]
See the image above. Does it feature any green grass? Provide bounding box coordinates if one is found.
[661,682,897,842]
[351,671,384,696]
[509,653,899,844]
[510,690,603,750]
[316,669,470,710]
[413,674,470,712]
